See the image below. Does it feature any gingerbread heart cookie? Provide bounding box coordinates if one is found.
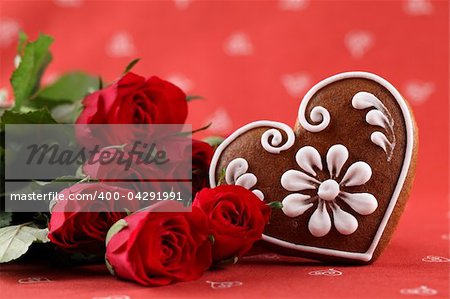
[209,72,417,263]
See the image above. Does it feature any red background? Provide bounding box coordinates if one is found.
[0,0,448,298]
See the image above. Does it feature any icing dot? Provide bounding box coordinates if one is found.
[318,179,340,201]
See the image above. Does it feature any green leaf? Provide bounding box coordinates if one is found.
[178,123,212,137]
[217,256,238,265]
[105,219,128,246]
[267,201,283,209]
[105,256,115,276]
[17,31,28,55]
[68,252,101,264]
[1,109,57,125]
[26,71,98,123]
[98,76,104,89]
[0,213,13,228]
[217,168,226,186]
[10,34,54,111]
[203,136,224,148]
[123,58,140,74]
[32,71,98,107]
[186,95,204,102]
[0,224,49,263]
[34,175,88,187]
[50,102,83,123]
[192,122,212,134]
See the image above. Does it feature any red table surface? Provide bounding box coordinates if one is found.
[0,192,449,298]
[0,0,448,298]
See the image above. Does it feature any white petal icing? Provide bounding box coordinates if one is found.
[225,158,248,185]
[261,123,295,154]
[341,161,372,187]
[252,189,264,200]
[332,205,358,235]
[371,132,395,162]
[281,170,319,191]
[352,91,379,109]
[225,158,265,200]
[296,146,323,176]
[326,144,348,178]
[339,192,378,215]
[352,91,396,162]
[235,173,257,189]
[281,193,313,218]
[371,131,389,152]
[308,203,332,237]
[366,110,389,128]
[317,179,340,201]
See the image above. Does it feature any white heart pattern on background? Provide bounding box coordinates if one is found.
[53,0,83,7]
[421,255,450,263]
[173,0,191,10]
[206,281,243,289]
[18,277,52,284]
[403,81,435,104]
[278,0,309,11]
[281,73,311,98]
[345,30,374,59]
[308,268,343,276]
[0,18,20,48]
[400,285,438,296]
[106,31,136,58]
[224,32,253,56]
[403,0,434,16]
[204,107,233,134]
[166,73,193,93]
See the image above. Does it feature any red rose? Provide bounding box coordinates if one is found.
[192,140,214,198]
[105,204,212,286]
[83,148,160,192]
[83,147,179,198]
[48,183,135,256]
[75,72,188,147]
[193,185,271,262]
[156,139,214,202]
[76,72,187,125]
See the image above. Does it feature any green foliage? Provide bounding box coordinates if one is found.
[10,34,53,111]
[0,213,13,228]
[105,219,128,246]
[186,95,204,102]
[0,224,49,263]
[1,109,57,125]
[203,136,225,148]
[123,58,141,74]
[33,71,98,107]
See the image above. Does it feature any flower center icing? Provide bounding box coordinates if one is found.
[318,179,340,201]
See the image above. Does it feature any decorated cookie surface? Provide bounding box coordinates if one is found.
[209,72,417,263]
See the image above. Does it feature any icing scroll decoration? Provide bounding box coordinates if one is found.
[352,92,396,161]
[298,86,331,133]
[225,158,264,200]
[280,144,378,237]
[260,122,295,154]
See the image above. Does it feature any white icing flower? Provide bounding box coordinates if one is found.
[225,158,264,200]
[281,144,378,237]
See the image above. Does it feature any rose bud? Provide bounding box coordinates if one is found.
[105,204,212,286]
[48,183,136,256]
[76,72,187,125]
[193,185,271,262]
[75,72,188,147]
